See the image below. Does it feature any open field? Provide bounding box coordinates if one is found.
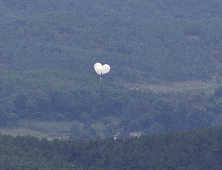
[147,81,218,92]
[0,121,74,139]
[0,128,47,138]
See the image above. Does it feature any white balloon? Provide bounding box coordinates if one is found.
[95,66,103,75]
[94,63,111,75]
[94,63,102,70]
[102,64,110,74]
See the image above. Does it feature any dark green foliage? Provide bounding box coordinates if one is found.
[1,69,222,139]
[0,1,222,141]
[2,0,222,20]
[1,3,222,168]
[0,13,221,83]
[1,127,222,169]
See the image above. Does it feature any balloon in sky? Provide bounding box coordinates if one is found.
[94,62,111,81]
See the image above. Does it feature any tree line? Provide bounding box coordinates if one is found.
[1,126,222,169]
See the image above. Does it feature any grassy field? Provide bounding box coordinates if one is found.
[0,128,47,138]
[0,119,116,139]
[147,81,217,92]
[0,120,73,139]
[126,80,219,93]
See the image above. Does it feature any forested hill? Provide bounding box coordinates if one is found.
[1,126,222,169]
[1,0,222,21]
[1,3,222,169]
[1,1,222,141]
[1,13,222,83]
[1,1,222,83]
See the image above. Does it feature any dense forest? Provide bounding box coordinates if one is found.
[0,11,222,138]
[1,13,222,83]
[1,1,222,169]
[1,0,222,83]
[1,126,222,169]
[1,69,222,139]
[1,0,222,21]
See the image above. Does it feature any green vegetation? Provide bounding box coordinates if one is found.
[1,13,222,83]
[0,5,222,139]
[2,0,222,20]
[0,0,222,139]
[1,68,222,140]
[1,1,222,169]
[1,126,222,169]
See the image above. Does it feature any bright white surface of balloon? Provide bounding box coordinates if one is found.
[94,63,110,75]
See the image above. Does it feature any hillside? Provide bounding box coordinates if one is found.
[1,0,222,21]
[0,2,222,140]
[1,13,222,83]
[2,2,222,170]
